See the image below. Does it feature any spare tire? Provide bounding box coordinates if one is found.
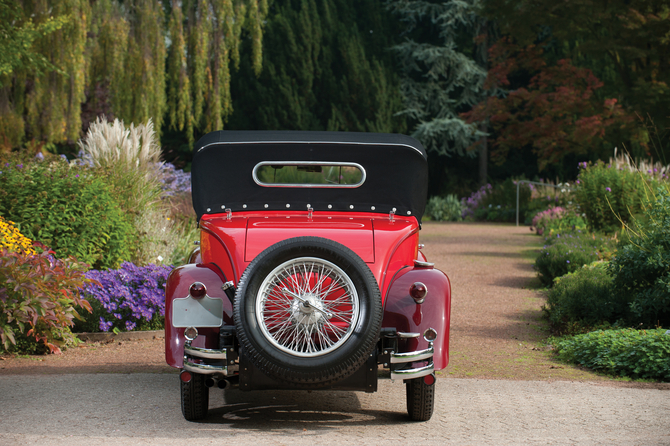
[234,236,382,386]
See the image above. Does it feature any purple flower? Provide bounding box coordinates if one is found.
[17,163,23,169]
[576,180,580,184]
[566,260,570,263]
[605,187,611,192]
[75,174,79,178]
[35,152,44,160]
[84,262,172,332]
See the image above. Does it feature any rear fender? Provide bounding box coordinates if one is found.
[165,263,233,368]
[382,267,451,370]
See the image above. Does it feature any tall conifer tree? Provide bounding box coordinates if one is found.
[388,0,488,158]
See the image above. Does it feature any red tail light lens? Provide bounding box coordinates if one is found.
[189,282,207,299]
[410,282,427,303]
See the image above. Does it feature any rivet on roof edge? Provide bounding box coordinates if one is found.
[286,204,291,208]
[243,204,247,208]
[349,205,354,209]
[264,204,268,208]
[328,204,332,209]
[371,206,376,210]
[221,205,225,209]
[207,208,211,212]
[407,211,411,215]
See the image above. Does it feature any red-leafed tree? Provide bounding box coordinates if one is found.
[463,39,634,170]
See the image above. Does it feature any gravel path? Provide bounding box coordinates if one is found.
[1,222,669,445]
[0,374,668,445]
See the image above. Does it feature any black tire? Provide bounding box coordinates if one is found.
[406,377,435,421]
[181,373,209,421]
[234,236,382,386]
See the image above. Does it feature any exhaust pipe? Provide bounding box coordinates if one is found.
[204,377,227,389]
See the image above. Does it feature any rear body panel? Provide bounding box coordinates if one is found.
[166,211,451,371]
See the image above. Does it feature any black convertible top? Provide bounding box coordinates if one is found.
[191,131,428,222]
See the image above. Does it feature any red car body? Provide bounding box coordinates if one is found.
[165,131,451,421]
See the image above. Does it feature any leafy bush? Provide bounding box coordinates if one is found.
[609,186,670,327]
[0,157,136,269]
[461,179,535,222]
[531,207,587,236]
[0,249,94,354]
[461,183,492,219]
[75,262,172,332]
[426,195,462,221]
[544,262,625,334]
[574,160,649,232]
[535,232,616,286]
[553,329,670,381]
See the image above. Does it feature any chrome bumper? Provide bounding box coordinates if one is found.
[183,343,236,375]
[389,345,435,380]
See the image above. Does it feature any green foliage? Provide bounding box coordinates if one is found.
[388,0,487,156]
[535,232,616,286]
[0,0,68,81]
[0,248,94,354]
[0,156,136,269]
[228,0,406,136]
[552,329,670,381]
[1,0,267,150]
[463,179,531,222]
[426,195,462,222]
[544,262,624,334]
[532,207,587,237]
[574,161,650,232]
[609,186,670,327]
[0,0,89,149]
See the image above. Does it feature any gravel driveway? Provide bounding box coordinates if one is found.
[1,222,668,445]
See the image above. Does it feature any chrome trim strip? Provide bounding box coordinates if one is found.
[390,346,434,364]
[413,260,435,268]
[183,358,226,374]
[390,363,434,380]
[197,140,426,158]
[184,345,227,360]
[397,332,420,338]
[252,161,366,189]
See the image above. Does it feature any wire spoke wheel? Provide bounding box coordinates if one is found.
[257,257,359,357]
[234,237,382,386]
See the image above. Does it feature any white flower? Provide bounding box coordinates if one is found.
[157,255,164,262]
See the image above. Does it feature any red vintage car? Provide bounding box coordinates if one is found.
[165,131,451,421]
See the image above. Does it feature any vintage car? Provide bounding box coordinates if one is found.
[165,130,451,422]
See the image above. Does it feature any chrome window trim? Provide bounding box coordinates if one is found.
[197,140,426,158]
[252,161,366,188]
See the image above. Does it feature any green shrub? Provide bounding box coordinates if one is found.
[544,262,625,334]
[574,161,649,232]
[0,249,94,354]
[553,329,670,381]
[609,186,670,327]
[535,232,616,286]
[531,207,587,236]
[426,195,462,221]
[0,157,136,269]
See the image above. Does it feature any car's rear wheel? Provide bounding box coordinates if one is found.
[234,236,382,386]
[406,377,435,421]
[181,373,209,421]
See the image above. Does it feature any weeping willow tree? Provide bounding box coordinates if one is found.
[0,0,89,151]
[227,0,405,134]
[165,0,268,143]
[1,0,267,151]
